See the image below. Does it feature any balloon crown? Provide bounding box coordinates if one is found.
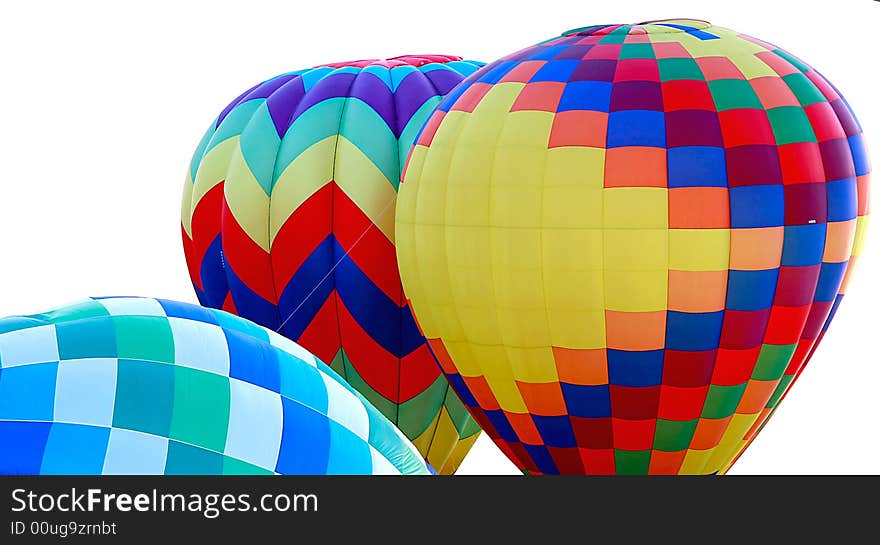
[562,19,715,37]
[317,54,465,69]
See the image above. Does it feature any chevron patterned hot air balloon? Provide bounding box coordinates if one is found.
[181,55,485,474]
[395,20,870,475]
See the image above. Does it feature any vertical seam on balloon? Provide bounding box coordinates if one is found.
[263,76,306,330]
[481,89,515,460]
[417,82,474,466]
[602,53,615,475]
[710,34,766,472]
[322,73,356,384]
[488,84,543,471]
[328,78,354,386]
[680,43,730,472]
[532,111,558,469]
[389,65,405,429]
[645,35,666,476]
[669,40,716,472]
[411,66,460,458]
[272,69,358,349]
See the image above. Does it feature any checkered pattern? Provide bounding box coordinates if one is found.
[395,20,870,474]
[0,297,430,475]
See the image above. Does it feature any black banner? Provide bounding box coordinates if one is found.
[0,476,873,541]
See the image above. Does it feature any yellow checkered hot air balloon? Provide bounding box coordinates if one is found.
[395,20,870,474]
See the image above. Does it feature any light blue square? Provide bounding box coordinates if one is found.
[40,423,110,475]
[277,353,328,414]
[102,428,169,475]
[0,362,58,420]
[54,358,118,427]
[224,378,283,470]
[97,297,167,317]
[0,324,59,368]
[168,317,229,375]
[320,371,369,441]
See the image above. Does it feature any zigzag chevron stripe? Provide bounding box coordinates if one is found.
[181,55,485,474]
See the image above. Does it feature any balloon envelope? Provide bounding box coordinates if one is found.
[181,55,484,474]
[395,20,870,474]
[0,297,430,475]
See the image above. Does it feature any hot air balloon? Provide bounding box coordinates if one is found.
[395,20,870,474]
[0,297,430,475]
[181,55,484,474]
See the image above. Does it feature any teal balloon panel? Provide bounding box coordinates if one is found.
[0,297,431,475]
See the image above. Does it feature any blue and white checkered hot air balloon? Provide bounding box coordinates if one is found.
[0,297,431,475]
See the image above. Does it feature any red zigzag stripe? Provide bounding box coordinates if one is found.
[271,182,402,303]
[297,290,441,403]
[219,182,402,307]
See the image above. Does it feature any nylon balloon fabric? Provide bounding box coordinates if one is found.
[181,55,485,474]
[0,297,431,475]
[395,20,870,475]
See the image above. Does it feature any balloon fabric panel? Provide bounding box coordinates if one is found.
[395,21,870,474]
[181,56,485,474]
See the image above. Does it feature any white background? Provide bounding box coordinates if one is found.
[0,1,876,475]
